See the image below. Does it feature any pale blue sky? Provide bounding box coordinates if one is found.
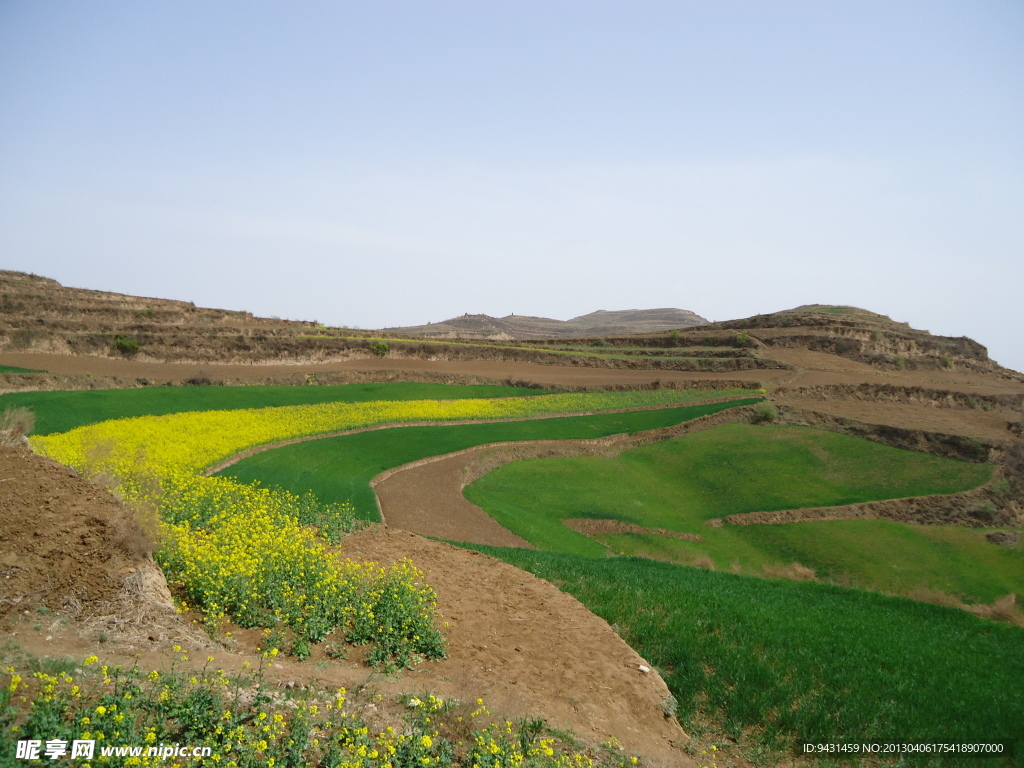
[2,1,1022,370]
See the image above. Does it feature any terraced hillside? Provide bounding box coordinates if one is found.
[0,271,712,370]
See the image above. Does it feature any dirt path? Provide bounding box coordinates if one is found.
[766,347,1024,397]
[0,351,779,389]
[373,451,536,547]
[771,396,1020,441]
[338,527,691,764]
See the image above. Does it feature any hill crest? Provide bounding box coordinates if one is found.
[384,308,708,340]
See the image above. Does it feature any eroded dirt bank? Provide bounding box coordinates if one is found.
[0,446,150,617]
[720,485,1000,527]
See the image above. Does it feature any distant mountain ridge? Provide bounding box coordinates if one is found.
[384,308,708,340]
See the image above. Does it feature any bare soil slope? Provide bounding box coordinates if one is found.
[0,446,151,618]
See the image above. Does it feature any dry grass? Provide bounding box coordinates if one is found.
[906,587,1024,627]
[80,562,208,647]
[0,405,34,446]
[762,561,818,581]
[971,593,1024,625]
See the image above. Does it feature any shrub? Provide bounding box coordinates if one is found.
[184,369,214,386]
[113,333,139,355]
[940,354,953,369]
[990,476,1011,497]
[369,341,389,357]
[590,338,610,348]
[751,402,779,424]
[971,500,998,524]
[12,328,38,349]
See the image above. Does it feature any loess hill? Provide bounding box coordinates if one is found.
[2,270,1023,525]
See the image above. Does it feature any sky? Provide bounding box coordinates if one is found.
[1,1,1022,371]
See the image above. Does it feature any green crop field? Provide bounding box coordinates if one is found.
[1,382,551,435]
[597,519,1024,604]
[462,546,1024,759]
[219,399,761,520]
[463,424,993,557]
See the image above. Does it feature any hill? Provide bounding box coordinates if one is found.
[3,272,1015,381]
[0,269,328,360]
[383,308,708,339]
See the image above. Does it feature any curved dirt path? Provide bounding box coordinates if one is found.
[373,449,536,547]
[372,407,755,546]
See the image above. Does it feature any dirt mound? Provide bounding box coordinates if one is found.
[338,526,691,764]
[986,530,1021,547]
[0,446,152,618]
